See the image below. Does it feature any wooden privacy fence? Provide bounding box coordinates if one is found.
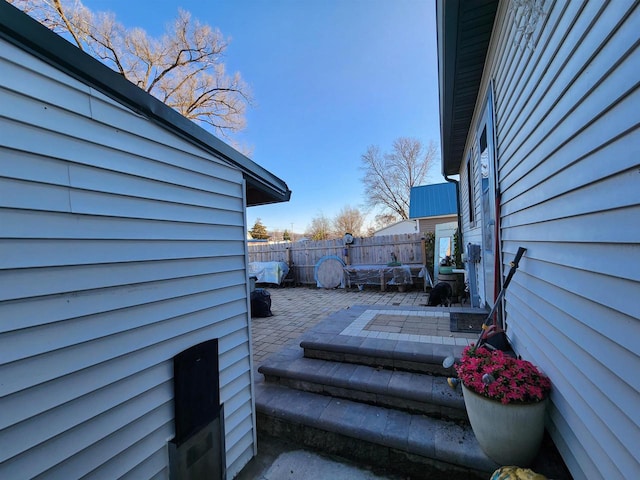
[248,233,430,287]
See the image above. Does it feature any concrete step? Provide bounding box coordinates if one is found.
[259,346,467,420]
[255,381,497,479]
[300,332,467,376]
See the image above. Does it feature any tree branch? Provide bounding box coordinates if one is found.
[52,0,83,49]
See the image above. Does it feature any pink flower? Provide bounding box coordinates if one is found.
[454,346,550,404]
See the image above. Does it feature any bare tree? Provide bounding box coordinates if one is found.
[268,229,284,242]
[306,214,333,241]
[364,213,399,237]
[375,213,400,229]
[361,138,438,219]
[333,205,365,237]
[10,0,250,137]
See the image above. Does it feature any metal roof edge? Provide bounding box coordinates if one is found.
[436,0,459,177]
[0,2,291,206]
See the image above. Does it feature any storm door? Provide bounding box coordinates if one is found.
[476,89,498,307]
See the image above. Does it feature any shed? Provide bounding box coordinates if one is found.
[437,1,640,478]
[408,182,458,233]
[0,3,290,479]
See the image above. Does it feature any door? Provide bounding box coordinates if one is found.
[476,89,498,307]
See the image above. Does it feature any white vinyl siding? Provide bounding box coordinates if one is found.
[1,37,256,479]
[459,1,640,479]
[459,144,484,304]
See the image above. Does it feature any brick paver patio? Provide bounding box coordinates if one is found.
[250,286,471,367]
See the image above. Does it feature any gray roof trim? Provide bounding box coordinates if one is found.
[0,2,291,206]
[436,0,499,176]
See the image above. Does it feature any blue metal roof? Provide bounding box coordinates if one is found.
[409,182,458,218]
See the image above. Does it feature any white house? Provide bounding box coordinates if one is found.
[372,219,418,236]
[437,1,639,479]
[0,3,290,479]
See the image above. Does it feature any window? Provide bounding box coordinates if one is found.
[479,127,492,252]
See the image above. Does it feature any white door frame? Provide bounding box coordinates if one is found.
[475,85,500,308]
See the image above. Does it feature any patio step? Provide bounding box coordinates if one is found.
[300,332,468,376]
[254,381,497,479]
[258,346,467,420]
[252,304,571,479]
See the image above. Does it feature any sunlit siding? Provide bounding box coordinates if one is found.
[460,1,640,479]
[0,38,256,479]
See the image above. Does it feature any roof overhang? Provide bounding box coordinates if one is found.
[436,0,499,176]
[0,2,291,206]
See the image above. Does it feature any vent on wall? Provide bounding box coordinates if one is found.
[169,339,226,480]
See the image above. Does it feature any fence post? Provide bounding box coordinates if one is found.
[345,244,351,266]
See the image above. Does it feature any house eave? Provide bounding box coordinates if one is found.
[436,0,499,176]
[0,2,291,207]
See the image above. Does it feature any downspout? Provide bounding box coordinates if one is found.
[444,175,463,259]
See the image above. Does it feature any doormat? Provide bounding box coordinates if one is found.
[449,312,487,333]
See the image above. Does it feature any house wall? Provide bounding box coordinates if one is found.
[373,220,418,236]
[459,153,485,305]
[416,214,458,234]
[0,38,257,479]
[459,1,640,479]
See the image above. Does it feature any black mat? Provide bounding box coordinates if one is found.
[449,312,487,333]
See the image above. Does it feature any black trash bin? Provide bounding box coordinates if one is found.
[250,288,273,317]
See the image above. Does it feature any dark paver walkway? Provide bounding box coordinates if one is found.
[245,287,571,480]
[250,286,475,367]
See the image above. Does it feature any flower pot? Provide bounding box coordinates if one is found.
[462,383,547,466]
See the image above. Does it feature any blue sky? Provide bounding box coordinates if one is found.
[82,0,443,234]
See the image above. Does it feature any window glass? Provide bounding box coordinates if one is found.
[479,127,492,252]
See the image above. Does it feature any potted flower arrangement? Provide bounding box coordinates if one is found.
[455,345,551,466]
